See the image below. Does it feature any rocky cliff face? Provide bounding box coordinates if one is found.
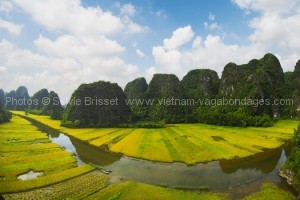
[219,53,285,116]
[63,81,131,127]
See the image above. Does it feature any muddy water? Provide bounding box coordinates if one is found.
[26,117,296,195]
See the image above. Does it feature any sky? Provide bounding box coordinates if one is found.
[0,0,300,103]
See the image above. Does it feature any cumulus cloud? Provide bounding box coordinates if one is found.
[0,18,24,35]
[12,0,123,37]
[232,0,300,70]
[163,25,194,50]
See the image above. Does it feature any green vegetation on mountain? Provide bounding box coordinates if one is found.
[143,74,182,123]
[27,89,63,119]
[62,81,131,127]
[180,69,220,122]
[0,89,5,108]
[124,77,148,121]
[194,53,287,127]
[0,89,11,124]
[5,86,30,110]
[124,77,148,100]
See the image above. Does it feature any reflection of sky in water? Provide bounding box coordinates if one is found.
[49,133,84,165]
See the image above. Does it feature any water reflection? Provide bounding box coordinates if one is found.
[24,116,290,189]
[219,147,283,174]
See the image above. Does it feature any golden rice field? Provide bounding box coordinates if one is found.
[12,111,299,165]
[1,113,297,199]
[0,115,94,194]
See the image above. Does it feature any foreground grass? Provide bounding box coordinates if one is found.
[3,171,109,199]
[0,115,94,193]
[243,183,295,200]
[87,181,229,200]
[13,111,299,165]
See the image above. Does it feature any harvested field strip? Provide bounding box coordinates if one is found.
[90,129,133,147]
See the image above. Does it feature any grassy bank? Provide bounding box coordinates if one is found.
[12,111,299,165]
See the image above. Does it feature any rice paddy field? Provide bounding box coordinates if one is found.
[12,111,299,165]
[1,113,298,199]
[0,114,229,199]
[0,115,95,194]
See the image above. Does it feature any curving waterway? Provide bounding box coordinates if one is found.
[25,116,296,195]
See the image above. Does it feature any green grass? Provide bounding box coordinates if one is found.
[12,111,299,165]
[243,183,295,200]
[86,181,229,200]
[0,115,95,193]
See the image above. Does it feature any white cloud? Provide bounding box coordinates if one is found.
[192,36,202,48]
[0,0,13,13]
[136,49,145,58]
[123,16,149,34]
[145,66,156,82]
[120,3,136,16]
[204,22,222,31]
[34,34,124,57]
[232,0,298,14]
[163,25,194,50]
[204,12,222,31]
[0,18,24,35]
[12,0,123,37]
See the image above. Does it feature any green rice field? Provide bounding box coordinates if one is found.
[12,111,299,165]
[0,115,94,193]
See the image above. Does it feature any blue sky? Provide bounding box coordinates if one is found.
[0,0,299,101]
